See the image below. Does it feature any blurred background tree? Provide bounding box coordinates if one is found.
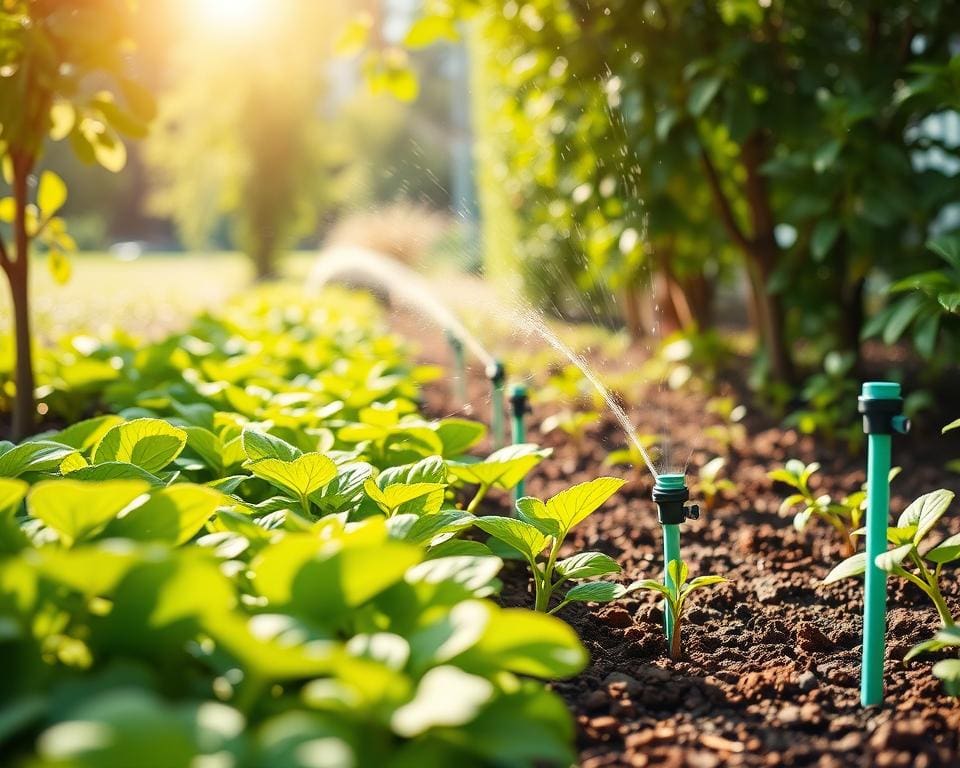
[144,2,346,280]
[0,0,152,437]
[408,0,960,390]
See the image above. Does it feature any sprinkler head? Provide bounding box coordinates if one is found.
[486,360,506,386]
[508,383,531,415]
[858,382,909,436]
[652,473,700,525]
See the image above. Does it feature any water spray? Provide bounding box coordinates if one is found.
[446,330,468,405]
[487,360,506,449]
[859,381,910,707]
[509,383,530,501]
[652,473,700,641]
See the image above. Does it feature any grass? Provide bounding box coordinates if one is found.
[0,251,316,343]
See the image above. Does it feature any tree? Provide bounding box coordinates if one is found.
[0,0,152,438]
[146,3,346,279]
[402,0,960,386]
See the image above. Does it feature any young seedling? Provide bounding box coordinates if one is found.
[540,409,600,448]
[696,457,736,512]
[704,397,747,454]
[770,459,899,557]
[473,477,626,613]
[630,559,727,659]
[906,626,960,697]
[824,489,958,628]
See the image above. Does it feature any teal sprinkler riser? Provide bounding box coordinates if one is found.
[487,361,506,449]
[652,473,700,642]
[445,331,468,406]
[508,383,530,503]
[859,382,910,707]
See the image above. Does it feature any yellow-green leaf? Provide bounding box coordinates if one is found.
[37,170,67,217]
[93,418,188,474]
[27,479,150,547]
[246,453,337,499]
[544,477,625,533]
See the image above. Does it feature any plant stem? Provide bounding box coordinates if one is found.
[467,483,490,514]
[669,613,682,660]
[535,537,559,612]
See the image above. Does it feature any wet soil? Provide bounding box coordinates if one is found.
[408,322,960,768]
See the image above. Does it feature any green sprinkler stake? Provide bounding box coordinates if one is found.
[486,360,506,449]
[858,381,911,707]
[652,473,700,641]
[508,383,531,501]
[446,331,468,406]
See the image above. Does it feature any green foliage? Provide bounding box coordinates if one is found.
[540,409,600,446]
[768,458,893,557]
[474,477,627,613]
[864,233,960,360]
[629,558,727,659]
[0,287,587,766]
[825,489,958,629]
[696,457,736,512]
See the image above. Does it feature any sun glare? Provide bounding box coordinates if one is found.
[192,0,270,37]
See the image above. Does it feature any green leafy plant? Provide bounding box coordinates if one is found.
[703,397,747,454]
[540,409,600,447]
[769,459,896,557]
[448,443,551,513]
[824,489,957,628]
[473,477,626,612]
[629,559,727,659]
[906,626,960,697]
[864,233,960,360]
[696,456,736,512]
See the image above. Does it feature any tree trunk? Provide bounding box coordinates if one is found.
[10,154,35,440]
[621,284,644,340]
[741,135,796,385]
[252,237,276,282]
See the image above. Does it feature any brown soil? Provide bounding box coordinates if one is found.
[407,317,960,768]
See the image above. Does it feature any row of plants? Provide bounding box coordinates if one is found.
[770,420,960,697]
[0,287,606,767]
[0,285,732,765]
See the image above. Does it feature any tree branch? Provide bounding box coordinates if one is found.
[698,143,752,253]
[0,233,10,273]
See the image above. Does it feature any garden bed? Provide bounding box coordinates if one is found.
[413,322,960,767]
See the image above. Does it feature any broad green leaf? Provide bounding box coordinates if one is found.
[392,666,494,737]
[54,415,124,452]
[242,428,301,462]
[460,604,587,678]
[667,558,689,589]
[823,552,867,584]
[933,659,960,697]
[906,626,960,660]
[387,510,474,545]
[626,578,670,597]
[0,478,27,515]
[811,218,841,260]
[404,15,459,48]
[681,575,728,599]
[472,516,548,561]
[562,581,627,604]
[28,480,150,547]
[35,540,137,596]
[37,170,67,216]
[103,484,225,545]
[515,496,560,537]
[363,479,445,516]
[928,234,960,271]
[926,532,960,565]
[246,453,337,499]
[93,418,187,474]
[67,462,165,485]
[897,489,954,544]
[435,419,486,457]
[405,554,502,596]
[0,441,76,478]
[544,477,625,534]
[448,444,550,490]
[377,455,446,487]
[555,551,621,580]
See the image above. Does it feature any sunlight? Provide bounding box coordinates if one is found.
[191,0,271,37]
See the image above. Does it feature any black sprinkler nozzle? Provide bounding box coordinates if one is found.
[858,393,911,436]
[652,476,700,526]
[508,383,530,416]
[486,360,506,386]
